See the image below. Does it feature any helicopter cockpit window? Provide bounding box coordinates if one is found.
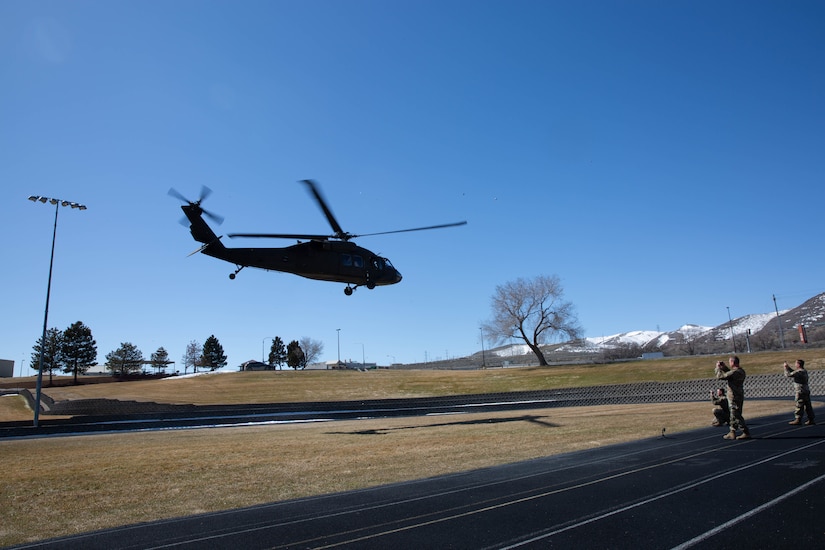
[340,254,363,268]
[382,257,394,269]
[372,258,384,271]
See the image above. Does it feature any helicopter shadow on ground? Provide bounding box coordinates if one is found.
[325,414,558,436]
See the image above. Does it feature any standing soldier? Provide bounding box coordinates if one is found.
[715,356,751,440]
[711,388,730,427]
[784,360,816,426]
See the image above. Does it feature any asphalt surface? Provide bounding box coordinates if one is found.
[10,407,824,550]
[5,372,818,438]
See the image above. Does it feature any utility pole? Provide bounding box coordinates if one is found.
[773,294,786,349]
[479,327,486,368]
[726,306,737,354]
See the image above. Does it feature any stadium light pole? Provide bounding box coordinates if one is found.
[28,195,87,427]
[336,328,341,368]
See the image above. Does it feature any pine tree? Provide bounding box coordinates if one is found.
[202,335,227,371]
[60,321,97,384]
[105,342,144,376]
[30,327,63,385]
[150,347,170,374]
[268,336,287,369]
[286,340,304,370]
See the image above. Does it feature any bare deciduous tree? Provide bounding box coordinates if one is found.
[183,340,201,374]
[299,337,324,368]
[483,274,582,366]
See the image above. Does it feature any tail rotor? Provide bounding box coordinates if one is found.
[168,186,224,225]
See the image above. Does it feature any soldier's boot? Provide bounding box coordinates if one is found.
[789,419,802,425]
[805,419,816,426]
[723,430,737,440]
[736,429,751,440]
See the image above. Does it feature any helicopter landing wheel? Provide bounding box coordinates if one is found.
[229,273,236,280]
[230,265,244,280]
[344,286,354,296]
[366,281,376,290]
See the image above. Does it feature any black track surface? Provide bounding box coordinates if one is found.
[9,408,824,549]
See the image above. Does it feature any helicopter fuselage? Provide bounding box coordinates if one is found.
[181,203,402,290]
[206,238,402,286]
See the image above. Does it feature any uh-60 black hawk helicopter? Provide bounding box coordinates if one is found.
[170,180,466,295]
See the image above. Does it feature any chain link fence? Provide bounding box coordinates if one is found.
[524,370,824,408]
[3,371,822,418]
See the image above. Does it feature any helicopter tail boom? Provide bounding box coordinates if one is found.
[181,204,226,252]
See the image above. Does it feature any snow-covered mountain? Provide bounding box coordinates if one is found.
[490,292,825,357]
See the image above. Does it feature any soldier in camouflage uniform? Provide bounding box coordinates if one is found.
[715,356,750,440]
[711,388,729,427]
[784,359,815,426]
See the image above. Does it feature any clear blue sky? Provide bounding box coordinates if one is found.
[2,1,823,374]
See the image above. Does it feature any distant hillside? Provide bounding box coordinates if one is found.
[397,292,825,370]
[563,293,825,362]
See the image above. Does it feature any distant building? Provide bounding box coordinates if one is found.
[0,359,13,378]
[324,360,377,370]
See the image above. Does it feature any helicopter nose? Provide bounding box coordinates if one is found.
[394,270,402,283]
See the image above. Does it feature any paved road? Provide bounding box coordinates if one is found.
[11,408,824,549]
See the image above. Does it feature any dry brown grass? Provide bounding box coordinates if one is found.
[0,395,38,421]
[19,348,825,408]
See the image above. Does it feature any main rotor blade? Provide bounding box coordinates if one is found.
[300,180,349,239]
[228,233,331,240]
[168,187,190,203]
[354,220,467,238]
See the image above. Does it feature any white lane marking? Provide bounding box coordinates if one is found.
[670,472,825,549]
[498,437,825,549]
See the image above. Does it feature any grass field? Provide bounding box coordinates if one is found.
[1,350,820,546]
[15,348,825,408]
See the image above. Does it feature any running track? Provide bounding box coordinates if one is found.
[11,408,824,549]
